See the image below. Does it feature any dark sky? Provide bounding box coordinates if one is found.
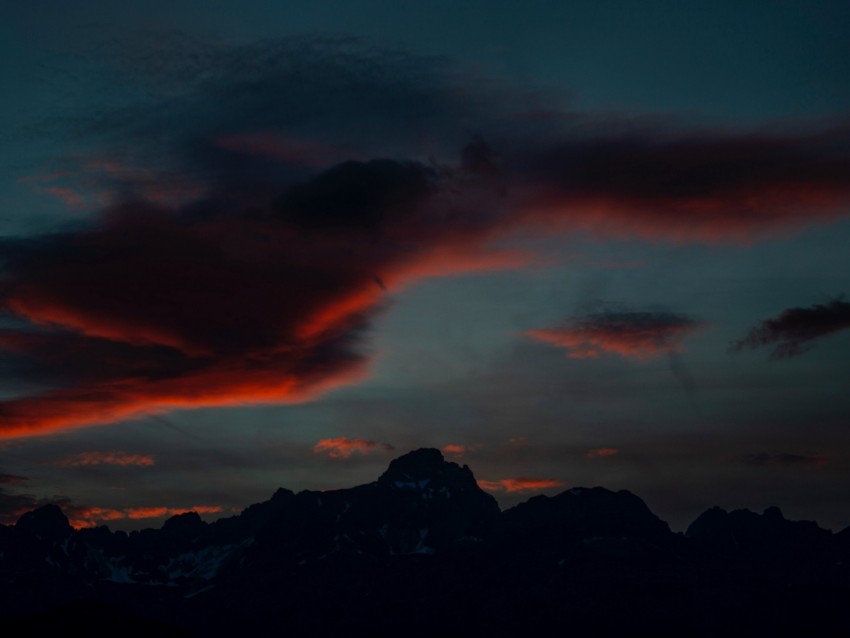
[1,0,849,532]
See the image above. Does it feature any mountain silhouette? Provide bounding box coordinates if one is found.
[1,448,848,636]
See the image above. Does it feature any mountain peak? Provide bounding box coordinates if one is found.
[377,448,477,489]
[15,504,72,538]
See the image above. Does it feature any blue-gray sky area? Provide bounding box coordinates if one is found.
[1,1,849,531]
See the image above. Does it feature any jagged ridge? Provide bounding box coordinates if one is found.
[1,448,849,637]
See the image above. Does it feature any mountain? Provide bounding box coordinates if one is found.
[1,448,848,636]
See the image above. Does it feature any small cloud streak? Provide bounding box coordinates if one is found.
[55,450,155,468]
[739,453,829,468]
[527,311,703,359]
[0,472,27,485]
[730,298,850,358]
[585,447,620,459]
[441,444,468,457]
[313,437,395,459]
[68,505,223,529]
[478,477,564,493]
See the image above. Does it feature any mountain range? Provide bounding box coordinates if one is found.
[2,448,848,636]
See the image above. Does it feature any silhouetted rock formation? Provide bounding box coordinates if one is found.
[1,448,848,637]
[15,504,72,539]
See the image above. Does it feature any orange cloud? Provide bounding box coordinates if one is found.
[313,437,394,459]
[55,450,154,468]
[0,354,371,438]
[441,444,468,457]
[585,447,620,459]
[527,311,703,360]
[477,477,564,493]
[68,505,223,529]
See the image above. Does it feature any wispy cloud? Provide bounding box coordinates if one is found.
[739,452,829,467]
[0,472,27,485]
[478,477,564,493]
[55,450,154,468]
[313,437,395,459]
[585,447,620,459]
[0,471,37,524]
[441,443,483,457]
[527,311,703,359]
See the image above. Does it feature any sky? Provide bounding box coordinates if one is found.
[1,0,849,532]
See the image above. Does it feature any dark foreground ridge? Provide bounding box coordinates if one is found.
[2,449,849,637]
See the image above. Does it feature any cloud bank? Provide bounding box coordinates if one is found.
[3,37,850,436]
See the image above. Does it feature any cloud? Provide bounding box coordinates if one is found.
[0,472,27,485]
[0,491,39,525]
[55,450,155,468]
[739,453,829,467]
[585,447,620,459]
[441,444,468,457]
[730,299,850,358]
[527,311,703,359]
[66,504,223,529]
[0,472,38,525]
[312,437,395,459]
[477,477,564,493]
[4,36,850,436]
[517,126,850,242]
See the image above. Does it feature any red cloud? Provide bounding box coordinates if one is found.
[527,311,703,360]
[313,437,394,459]
[441,444,468,457]
[55,451,155,468]
[585,447,620,459]
[68,505,223,529]
[477,477,564,493]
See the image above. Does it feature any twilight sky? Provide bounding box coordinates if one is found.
[2,0,849,532]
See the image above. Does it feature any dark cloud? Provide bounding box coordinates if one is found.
[273,159,436,234]
[516,126,850,242]
[739,453,830,467]
[730,299,850,358]
[527,310,703,360]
